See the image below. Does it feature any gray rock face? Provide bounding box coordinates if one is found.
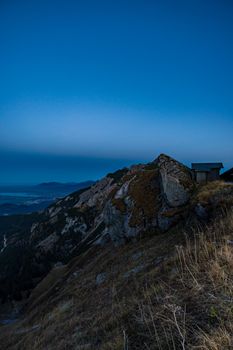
[156,154,194,207]
[102,201,137,246]
[103,201,126,245]
[100,154,196,243]
[158,209,174,231]
[75,177,115,209]
[157,206,182,231]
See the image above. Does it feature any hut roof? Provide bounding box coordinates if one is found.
[192,163,223,172]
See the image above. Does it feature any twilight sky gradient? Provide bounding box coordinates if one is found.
[0,0,233,184]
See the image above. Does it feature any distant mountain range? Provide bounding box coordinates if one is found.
[36,181,79,188]
[0,181,94,193]
[0,181,94,216]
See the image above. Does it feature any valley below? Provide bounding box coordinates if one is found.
[0,182,94,216]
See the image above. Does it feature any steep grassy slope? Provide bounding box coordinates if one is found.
[0,207,233,349]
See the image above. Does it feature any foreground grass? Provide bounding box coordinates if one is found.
[0,208,233,349]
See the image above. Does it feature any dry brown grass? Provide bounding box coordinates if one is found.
[195,181,233,205]
[1,208,233,349]
[111,197,127,213]
[172,210,233,349]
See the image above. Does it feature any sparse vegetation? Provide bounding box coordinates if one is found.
[194,180,233,205]
[107,168,128,183]
[129,169,161,227]
[1,205,232,349]
[112,198,127,213]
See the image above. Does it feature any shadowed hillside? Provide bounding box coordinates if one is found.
[0,154,233,349]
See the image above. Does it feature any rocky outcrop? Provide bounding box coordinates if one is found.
[74,177,116,209]
[156,154,194,207]
[102,200,137,245]
[30,154,195,251]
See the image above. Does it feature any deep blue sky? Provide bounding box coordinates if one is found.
[0,0,232,184]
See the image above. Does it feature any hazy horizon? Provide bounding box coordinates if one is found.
[0,150,231,186]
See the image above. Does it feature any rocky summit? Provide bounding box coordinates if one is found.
[31,154,194,249]
[0,154,233,350]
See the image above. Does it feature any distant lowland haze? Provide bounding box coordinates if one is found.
[0,0,232,184]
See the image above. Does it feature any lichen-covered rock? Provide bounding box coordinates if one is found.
[102,201,137,245]
[101,155,196,242]
[156,154,194,207]
[157,205,184,231]
[128,169,161,228]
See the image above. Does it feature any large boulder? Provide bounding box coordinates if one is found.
[156,154,195,207]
